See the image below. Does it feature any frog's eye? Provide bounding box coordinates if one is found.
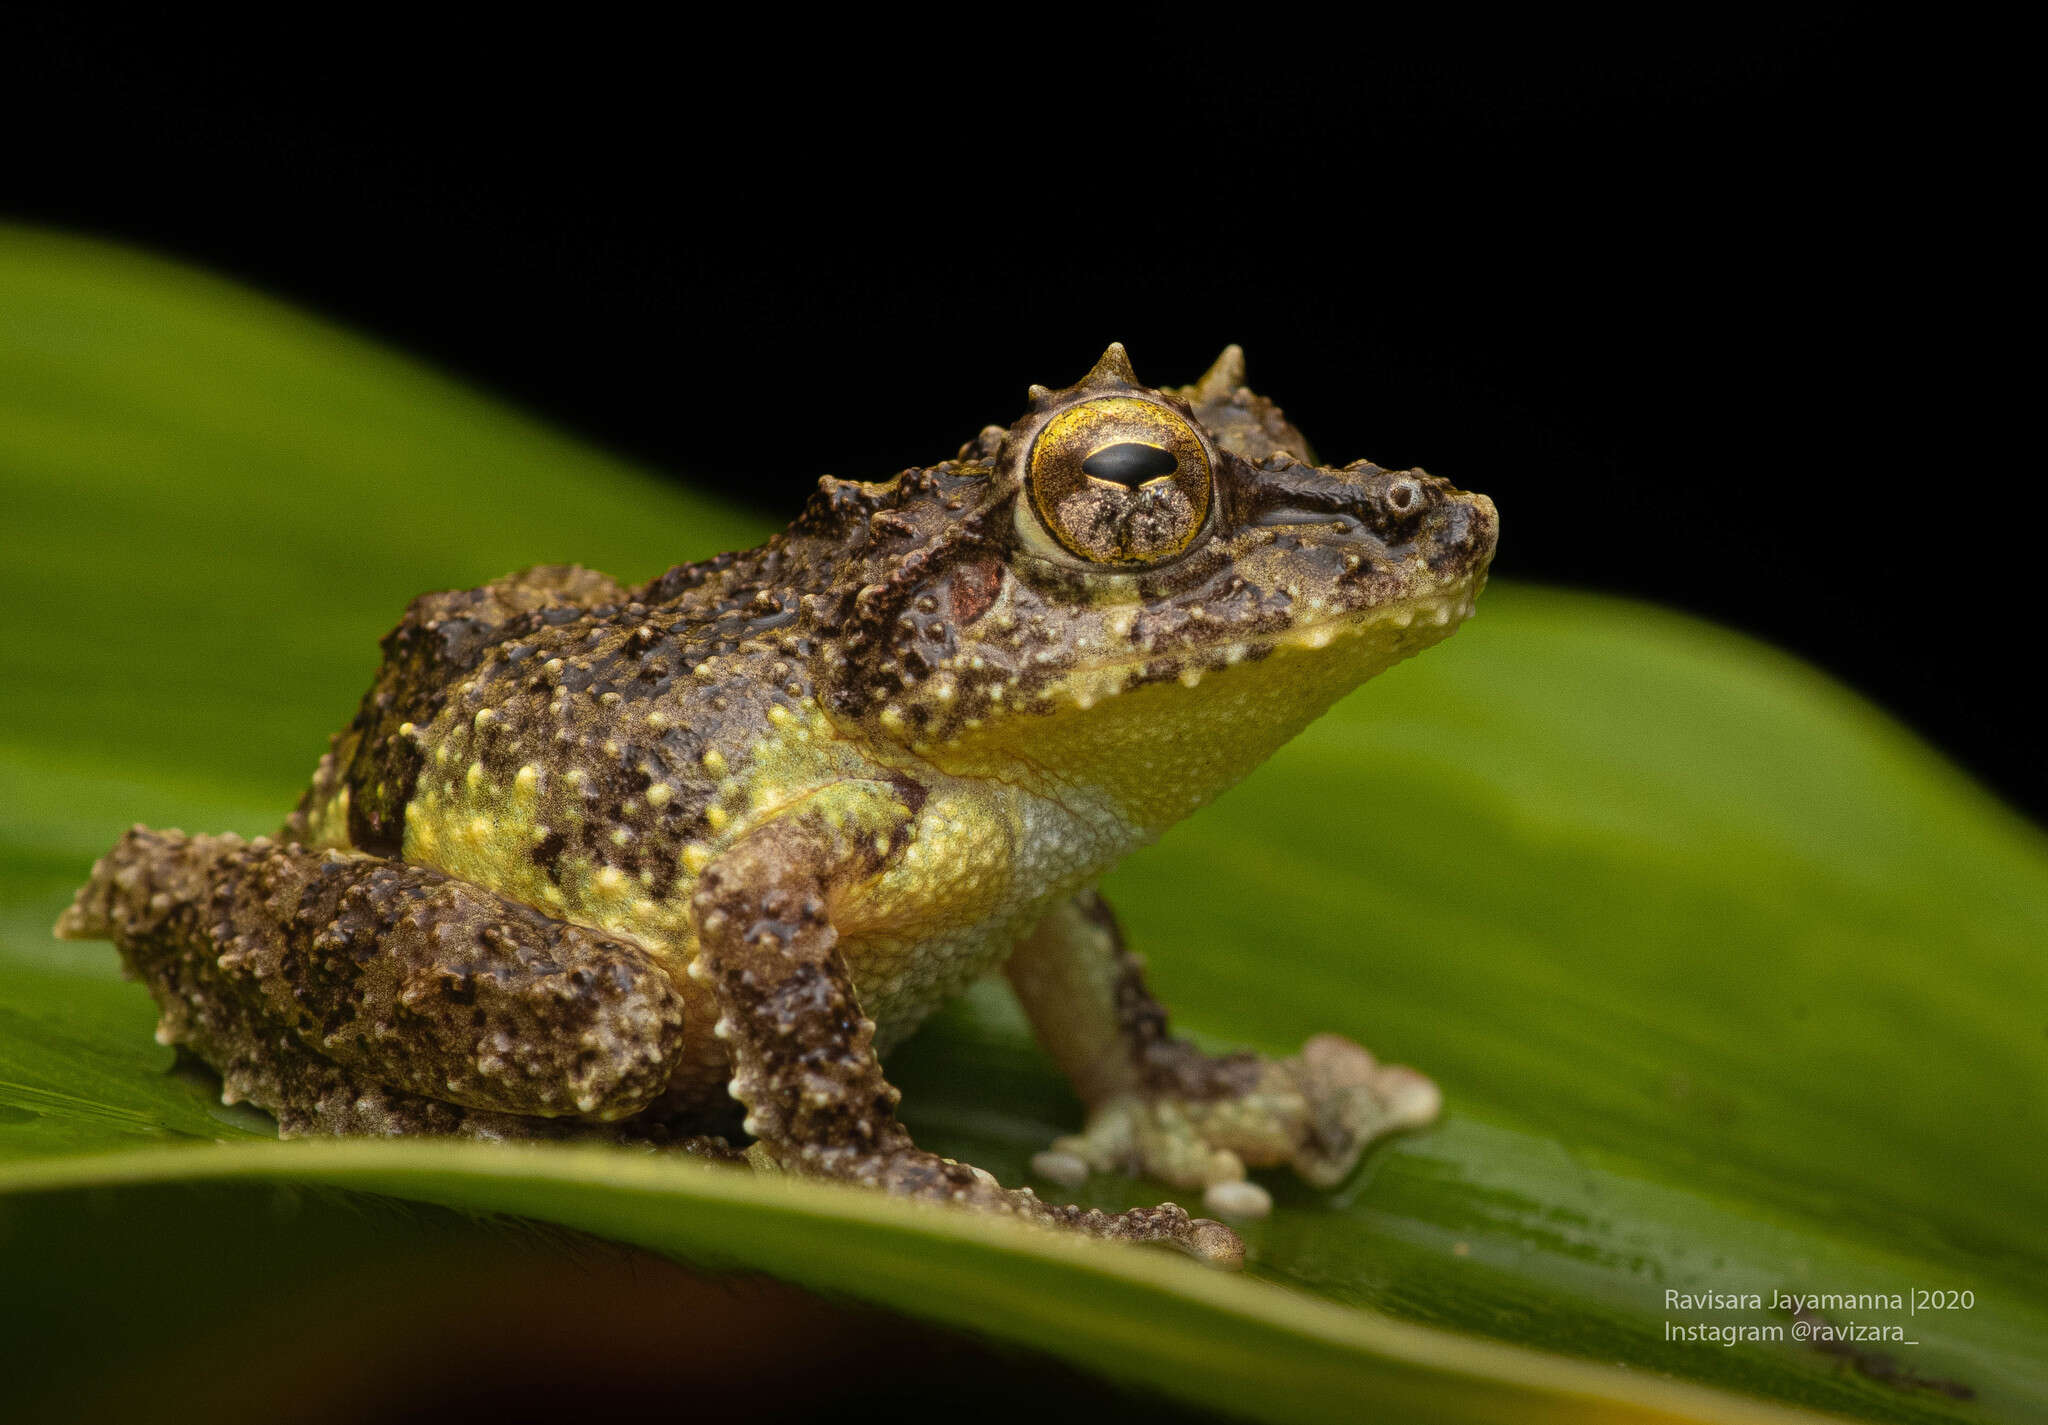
[1025,396,1213,567]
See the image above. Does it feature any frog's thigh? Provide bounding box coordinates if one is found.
[1004,890,1442,1216]
[58,827,686,1127]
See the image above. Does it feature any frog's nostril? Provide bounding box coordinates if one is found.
[1388,480,1419,512]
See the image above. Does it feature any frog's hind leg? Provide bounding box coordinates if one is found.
[1004,890,1442,1220]
[56,826,687,1139]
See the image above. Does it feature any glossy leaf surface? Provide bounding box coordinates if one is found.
[3,228,2044,1424]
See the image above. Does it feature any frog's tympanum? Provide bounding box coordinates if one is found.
[59,346,1496,1264]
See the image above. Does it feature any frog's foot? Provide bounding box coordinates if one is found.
[1006,891,1441,1222]
[1032,1035,1441,1219]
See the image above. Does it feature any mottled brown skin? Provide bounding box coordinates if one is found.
[59,345,1497,1264]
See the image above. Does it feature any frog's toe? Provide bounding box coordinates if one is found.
[1040,1098,1261,1196]
[1029,1147,1093,1189]
[1201,1177,1273,1220]
[1288,1033,1442,1188]
[1183,1217,1247,1268]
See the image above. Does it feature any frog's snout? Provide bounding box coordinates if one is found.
[1427,488,1498,582]
[1247,460,1497,583]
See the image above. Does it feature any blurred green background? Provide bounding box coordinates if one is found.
[3,227,2045,1425]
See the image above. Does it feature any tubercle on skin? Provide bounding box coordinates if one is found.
[66,346,1496,1252]
[329,415,1492,1083]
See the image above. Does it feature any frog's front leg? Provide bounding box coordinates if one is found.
[1006,891,1441,1219]
[688,814,1242,1264]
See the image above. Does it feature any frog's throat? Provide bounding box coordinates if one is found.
[925,571,1487,834]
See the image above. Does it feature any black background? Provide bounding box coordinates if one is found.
[8,10,2036,822]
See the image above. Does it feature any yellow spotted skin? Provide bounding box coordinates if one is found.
[74,344,1493,1254]
[279,342,1495,1127]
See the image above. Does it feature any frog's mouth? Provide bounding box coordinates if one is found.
[1260,576,1486,655]
[1045,566,1490,712]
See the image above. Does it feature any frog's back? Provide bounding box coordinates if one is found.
[288,553,863,955]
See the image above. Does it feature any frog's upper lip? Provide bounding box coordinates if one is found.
[1049,569,1489,702]
[1269,575,1486,652]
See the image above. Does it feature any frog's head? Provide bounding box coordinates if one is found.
[801,344,1496,833]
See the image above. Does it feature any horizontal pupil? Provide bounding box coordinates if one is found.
[1081,442,1178,487]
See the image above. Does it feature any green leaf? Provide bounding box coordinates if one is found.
[3,225,2044,1424]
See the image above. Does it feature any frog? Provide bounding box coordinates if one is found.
[57,344,1497,1265]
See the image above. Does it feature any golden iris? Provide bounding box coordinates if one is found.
[1026,397,1212,566]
